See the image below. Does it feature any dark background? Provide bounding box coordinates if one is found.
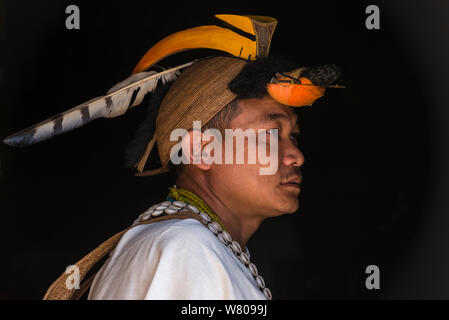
[0,0,448,299]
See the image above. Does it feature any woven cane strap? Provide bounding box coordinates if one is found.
[42,210,204,300]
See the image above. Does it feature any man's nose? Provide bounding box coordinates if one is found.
[282,142,305,168]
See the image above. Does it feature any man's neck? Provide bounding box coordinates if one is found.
[176,175,263,249]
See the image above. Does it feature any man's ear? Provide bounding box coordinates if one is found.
[180,130,213,171]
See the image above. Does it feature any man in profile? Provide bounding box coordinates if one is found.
[87,55,340,299]
[3,14,341,300]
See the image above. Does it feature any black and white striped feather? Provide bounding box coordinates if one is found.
[3,61,194,147]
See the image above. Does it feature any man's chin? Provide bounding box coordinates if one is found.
[276,186,300,211]
[285,200,299,214]
[274,196,299,215]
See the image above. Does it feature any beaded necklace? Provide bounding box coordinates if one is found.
[135,195,273,300]
[166,186,226,231]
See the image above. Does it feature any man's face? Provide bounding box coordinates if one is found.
[208,95,304,219]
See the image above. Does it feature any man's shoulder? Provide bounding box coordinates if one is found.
[116,217,218,256]
[137,217,212,241]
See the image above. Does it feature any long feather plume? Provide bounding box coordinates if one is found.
[3,61,194,147]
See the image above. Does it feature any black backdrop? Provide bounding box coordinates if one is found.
[1,0,447,299]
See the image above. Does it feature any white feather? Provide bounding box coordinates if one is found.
[3,61,194,147]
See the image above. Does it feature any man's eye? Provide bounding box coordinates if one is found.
[290,132,300,142]
[266,128,279,135]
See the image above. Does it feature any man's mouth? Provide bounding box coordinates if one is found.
[280,175,302,189]
[280,182,301,189]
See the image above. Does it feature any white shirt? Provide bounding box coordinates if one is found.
[88,218,266,300]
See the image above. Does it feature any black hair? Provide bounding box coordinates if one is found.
[301,64,341,86]
[123,81,173,170]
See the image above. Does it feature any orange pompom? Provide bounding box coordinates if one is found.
[267,77,325,107]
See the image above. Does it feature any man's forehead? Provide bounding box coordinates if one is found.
[235,96,299,128]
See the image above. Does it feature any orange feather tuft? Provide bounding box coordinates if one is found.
[267,76,325,107]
